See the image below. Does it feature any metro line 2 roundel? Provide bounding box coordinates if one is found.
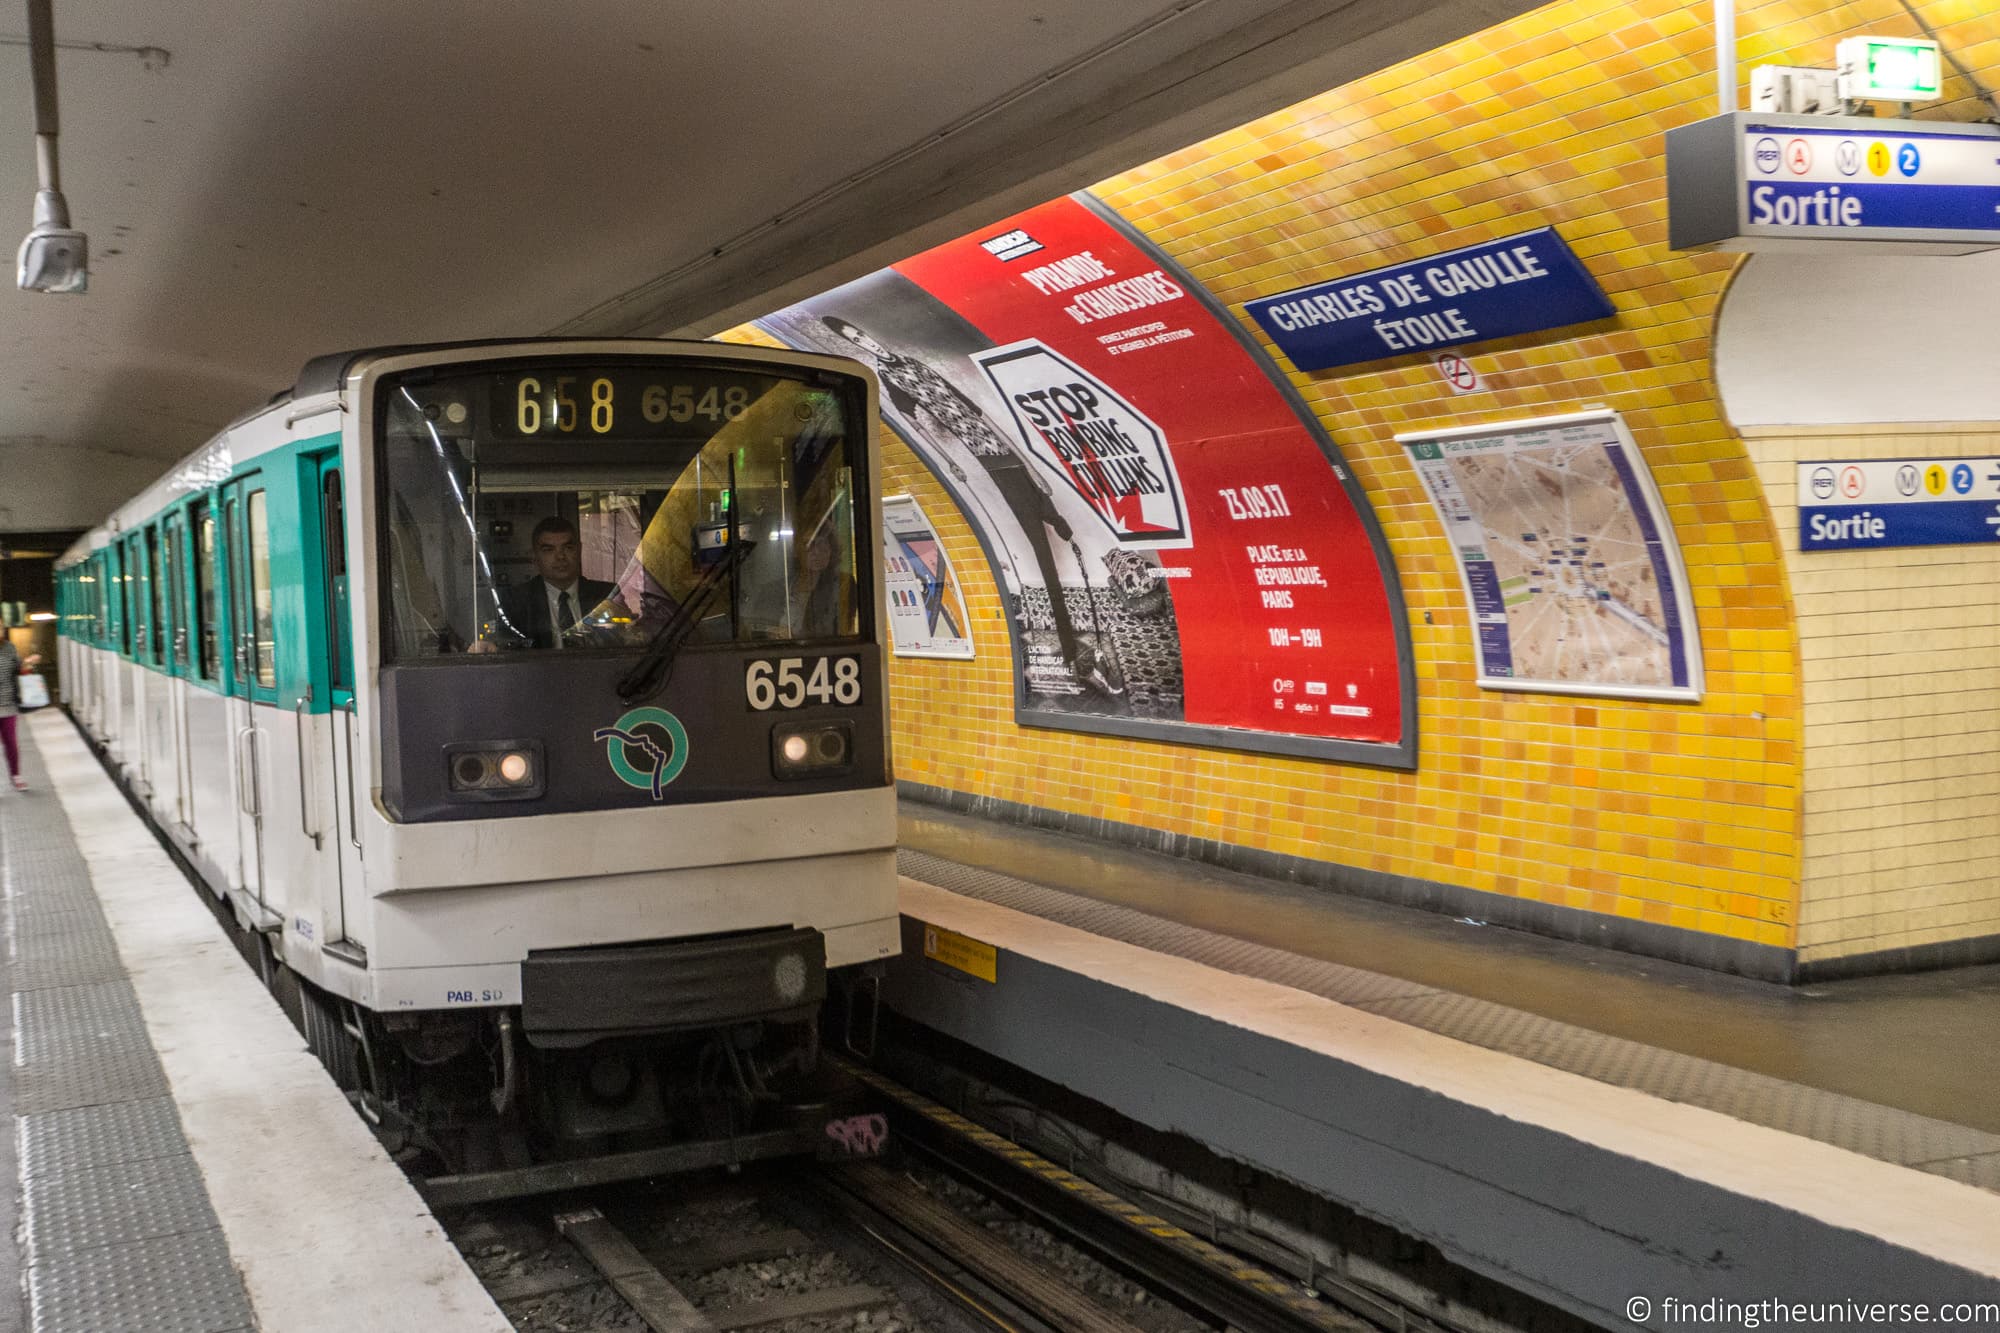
[593,707,690,800]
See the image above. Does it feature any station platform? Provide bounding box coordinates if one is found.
[1,713,506,1333]
[892,802,2000,1329]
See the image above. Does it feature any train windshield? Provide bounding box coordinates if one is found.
[377,361,863,661]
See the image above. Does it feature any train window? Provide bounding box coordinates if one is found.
[166,520,190,669]
[147,527,167,665]
[247,491,275,689]
[129,536,147,662]
[321,468,352,694]
[192,502,219,682]
[121,540,137,657]
[376,363,864,660]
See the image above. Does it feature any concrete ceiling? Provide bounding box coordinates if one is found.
[0,0,1533,532]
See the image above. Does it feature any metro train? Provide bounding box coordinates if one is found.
[55,339,898,1180]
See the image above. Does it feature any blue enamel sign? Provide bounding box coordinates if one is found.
[1667,111,2000,255]
[1797,458,2000,550]
[1243,227,1615,373]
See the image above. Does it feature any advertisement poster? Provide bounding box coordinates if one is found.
[761,193,1413,764]
[882,494,975,658]
[1399,410,1702,701]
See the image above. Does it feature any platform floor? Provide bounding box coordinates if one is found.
[3,714,507,1333]
[899,803,2000,1189]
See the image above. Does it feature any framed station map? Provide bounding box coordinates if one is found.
[1399,410,1702,702]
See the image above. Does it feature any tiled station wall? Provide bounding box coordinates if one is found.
[735,0,2000,967]
[1748,426,2000,966]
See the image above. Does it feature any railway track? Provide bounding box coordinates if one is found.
[441,1063,1385,1333]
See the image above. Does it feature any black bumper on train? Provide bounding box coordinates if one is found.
[520,926,827,1048]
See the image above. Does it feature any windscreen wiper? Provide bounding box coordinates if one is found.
[615,540,752,704]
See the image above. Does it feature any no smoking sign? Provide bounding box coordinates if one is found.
[1436,353,1482,395]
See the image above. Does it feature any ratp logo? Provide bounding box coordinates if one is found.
[593,707,689,800]
[1753,137,1782,174]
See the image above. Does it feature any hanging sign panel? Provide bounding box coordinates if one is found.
[881,494,975,658]
[1400,410,1702,701]
[760,193,1413,764]
[1243,227,1614,373]
[1667,111,2000,254]
[1797,457,2000,550]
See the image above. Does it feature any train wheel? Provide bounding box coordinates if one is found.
[301,985,360,1090]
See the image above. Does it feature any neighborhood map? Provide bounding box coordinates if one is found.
[1404,414,1696,697]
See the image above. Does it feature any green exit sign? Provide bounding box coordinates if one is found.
[1838,35,1943,103]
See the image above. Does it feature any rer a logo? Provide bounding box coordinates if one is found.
[1753,137,1783,174]
[592,706,690,801]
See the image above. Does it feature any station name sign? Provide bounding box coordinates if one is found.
[1667,111,2000,254]
[1243,227,1615,373]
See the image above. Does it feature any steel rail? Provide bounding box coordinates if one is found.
[835,1059,1361,1333]
[820,1159,1143,1333]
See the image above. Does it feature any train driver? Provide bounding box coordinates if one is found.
[490,516,617,650]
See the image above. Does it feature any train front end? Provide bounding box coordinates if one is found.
[341,342,896,1160]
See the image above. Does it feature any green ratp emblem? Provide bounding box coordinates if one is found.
[592,707,690,800]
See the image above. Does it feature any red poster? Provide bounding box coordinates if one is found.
[763,195,1410,760]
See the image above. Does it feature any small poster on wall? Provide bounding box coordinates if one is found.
[1399,410,1702,701]
[882,494,975,659]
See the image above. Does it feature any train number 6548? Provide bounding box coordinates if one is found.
[745,657,862,711]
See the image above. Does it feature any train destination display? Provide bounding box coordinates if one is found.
[761,193,1413,764]
[881,494,975,658]
[1400,410,1702,701]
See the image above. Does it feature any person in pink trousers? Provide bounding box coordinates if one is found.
[0,638,44,791]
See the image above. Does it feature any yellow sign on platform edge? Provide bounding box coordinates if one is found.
[921,922,997,983]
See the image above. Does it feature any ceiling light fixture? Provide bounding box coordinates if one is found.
[16,0,88,295]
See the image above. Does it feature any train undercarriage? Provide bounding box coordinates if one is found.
[249,922,890,1203]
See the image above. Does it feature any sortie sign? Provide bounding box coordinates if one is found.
[1243,227,1615,373]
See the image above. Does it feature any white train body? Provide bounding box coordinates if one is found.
[58,340,898,1153]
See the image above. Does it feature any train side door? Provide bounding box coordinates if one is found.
[313,456,367,949]
[165,511,198,839]
[129,533,153,788]
[224,481,267,906]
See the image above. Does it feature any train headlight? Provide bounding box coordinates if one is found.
[770,720,853,779]
[443,739,545,801]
